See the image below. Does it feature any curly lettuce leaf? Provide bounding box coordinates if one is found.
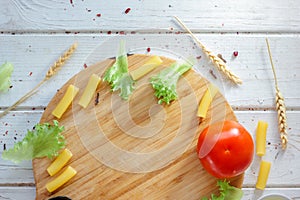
[103,40,135,100]
[0,62,14,92]
[150,61,192,104]
[202,180,243,200]
[1,120,65,163]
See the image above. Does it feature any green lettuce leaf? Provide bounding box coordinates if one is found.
[150,61,192,104]
[103,40,135,100]
[202,180,243,200]
[0,62,14,92]
[1,120,65,163]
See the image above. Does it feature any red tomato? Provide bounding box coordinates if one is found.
[197,120,254,178]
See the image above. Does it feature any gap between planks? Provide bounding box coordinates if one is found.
[1,31,300,36]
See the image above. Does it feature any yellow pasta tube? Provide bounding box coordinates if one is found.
[256,121,268,156]
[52,84,79,119]
[78,74,101,108]
[130,56,163,80]
[256,160,271,190]
[46,166,77,193]
[47,149,73,176]
[197,83,218,118]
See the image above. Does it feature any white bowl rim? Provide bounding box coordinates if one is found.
[258,193,291,200]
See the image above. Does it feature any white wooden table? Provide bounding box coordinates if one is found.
[0,0,299,199]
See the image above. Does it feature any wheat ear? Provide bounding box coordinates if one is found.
[174,16,242,85]
[266,38,288,150]
[45,42,78,79]
[0,42,77,118]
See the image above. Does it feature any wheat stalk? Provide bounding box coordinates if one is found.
[174,16,242,85]
[266,38,288,150]
[0,42,77,118]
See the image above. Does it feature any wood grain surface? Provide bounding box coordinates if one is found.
[32,54,243,199]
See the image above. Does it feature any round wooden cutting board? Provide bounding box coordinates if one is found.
[33,54,244,200]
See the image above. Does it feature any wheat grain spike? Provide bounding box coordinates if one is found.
[46,42,78,79]
[266,38,288,150]
[174,16,242,85]
[204,49,242,84]
[276,87,288,149]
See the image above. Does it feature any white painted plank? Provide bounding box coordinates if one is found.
[0,160,34,185]
[0,187,35,200]
[0,187,299,200]
[0,34,299,110]
[0,111,299,187]
[0,0,299,33]
[0,112,38,184]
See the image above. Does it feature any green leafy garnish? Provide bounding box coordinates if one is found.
[2,120,65,163]
[150,61,192,104]
[0,62,14,92]
[103,40,135,100]
[202,180,243,200]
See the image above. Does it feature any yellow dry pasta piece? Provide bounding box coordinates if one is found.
[256,121,268,156]
[130,55,163,80]
[197,83,218,118]
[78,74,101,108]
[52,84,79,119]
[46,166,77,193]
[256,160,271,190]
[47,149,73,176]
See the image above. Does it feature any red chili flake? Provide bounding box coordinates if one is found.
[83,63,88,69]
[233,51,239,57]
[130,31,136,34]
[70,0,73,4]
[146,47,151,53]
[32,107,36,110]
[175,31,180,34]
[119,31,125,35]
[107,31,112,34]
[29,72,33,76]
[5,131,8,135]
[196,56,202,60]
[96,13,101,17]
[124,8,131,14]
[5,123,8,126]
